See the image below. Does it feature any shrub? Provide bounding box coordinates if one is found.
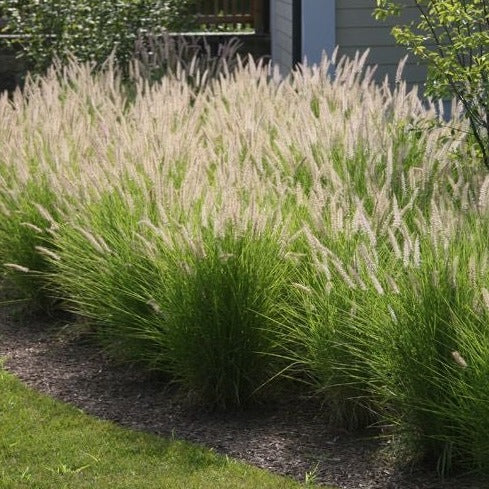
[375,0,489,169]
[0,0,197,73]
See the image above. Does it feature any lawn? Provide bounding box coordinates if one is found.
[0,368,319,489]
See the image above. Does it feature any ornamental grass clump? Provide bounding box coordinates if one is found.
[50,185,295,407]
[0,169,65,309]
[48,189,165,362]
[338,222,489,475]
[362,216,489,475]
[279,230,400,430]
[3,46,489,474]
[158,227,295,408]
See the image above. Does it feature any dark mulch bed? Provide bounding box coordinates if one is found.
[0,310,484,489]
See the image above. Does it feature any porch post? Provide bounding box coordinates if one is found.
[252,0,265,34]
[301,0,336,65]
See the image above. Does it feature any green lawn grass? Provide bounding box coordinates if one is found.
[0,369,324,489]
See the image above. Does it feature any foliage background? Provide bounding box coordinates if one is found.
[0,0,197,72]
[375,0,489,168]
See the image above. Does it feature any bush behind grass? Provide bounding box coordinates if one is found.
[0,0,198,74]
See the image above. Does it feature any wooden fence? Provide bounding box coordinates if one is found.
[194,0,267,33]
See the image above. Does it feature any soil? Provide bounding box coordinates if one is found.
[0,310,485,489]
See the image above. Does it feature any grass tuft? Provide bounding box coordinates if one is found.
[1,49,489,476]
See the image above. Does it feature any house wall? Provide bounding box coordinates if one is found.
[336,0,427,87]
[270,0,293,73]
[270,0,427,88]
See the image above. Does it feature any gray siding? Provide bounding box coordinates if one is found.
[270,0,427,87]
[271,0,293,73]
[336,0,427,86]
